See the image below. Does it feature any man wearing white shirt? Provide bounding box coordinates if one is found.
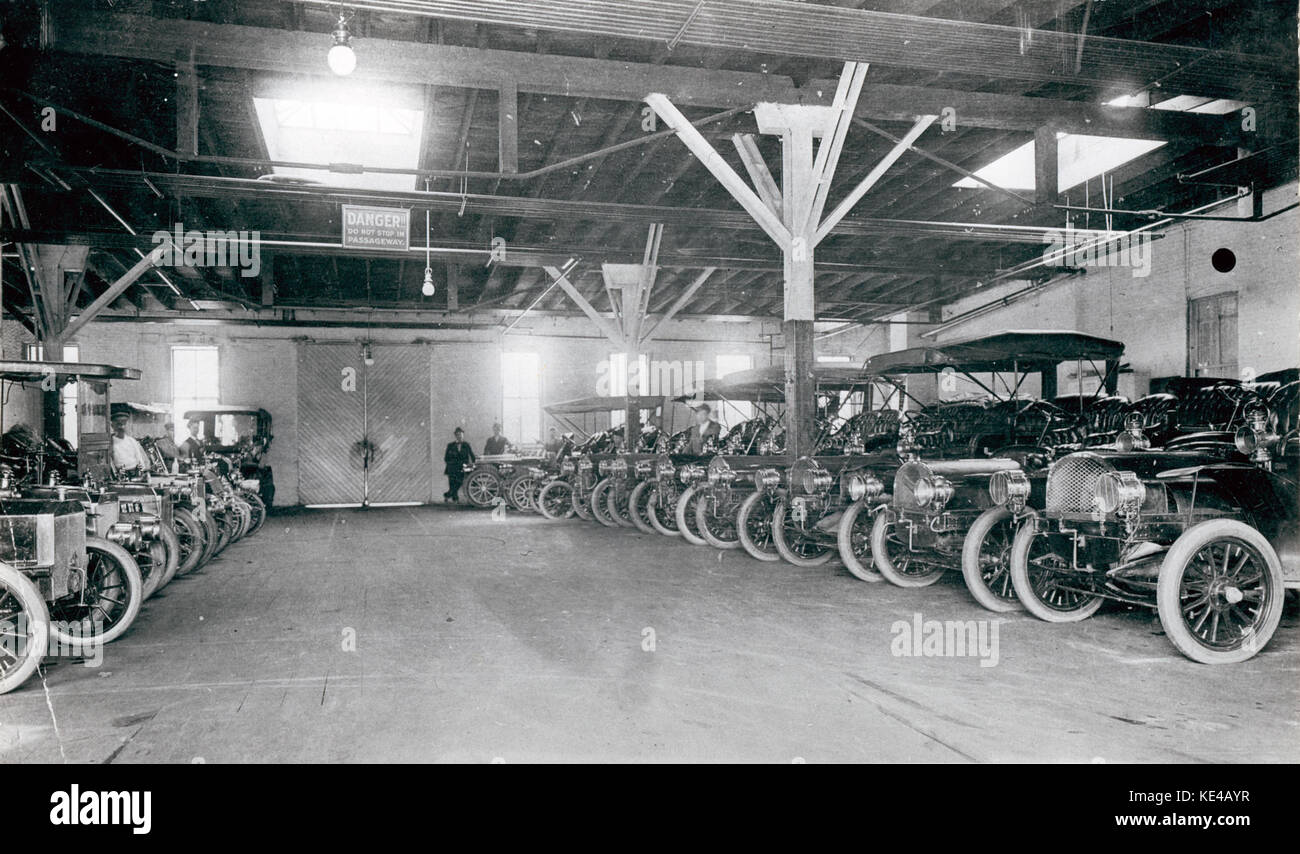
[111,411,151,473]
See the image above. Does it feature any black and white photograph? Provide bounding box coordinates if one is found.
[0,0,1297,799]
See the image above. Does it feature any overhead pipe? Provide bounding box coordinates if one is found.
[919,194,1271,338]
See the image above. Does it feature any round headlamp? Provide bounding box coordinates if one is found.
[1095,470,1145,515]
[706,458,735,487]
[755,468,781,491]
[790,458,832,496]
[597,460,611,476]
[634,460,654,477]
[609,459,628,476]
[679,464,704,484]
[560,460,576,475]
[578,458,593,472]
[656,459,676,480]
[989,469,1031,508]
[913,475,954,508]
[847,474,867,501]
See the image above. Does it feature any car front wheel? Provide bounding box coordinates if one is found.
[1008,523,1103,622]
[771,499,834,567]
[736,491,779,562]
[870,512,945,587]
[837,500,882,582]
[537,481,575,520]
[1156,519,1285,664]
[0,563,50,696]
[674,486,708,546]
[960,507,1023,612]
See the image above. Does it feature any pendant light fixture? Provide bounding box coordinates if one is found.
[421,206,435,297]
[328,12,357,76]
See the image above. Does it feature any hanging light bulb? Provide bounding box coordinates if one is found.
[421,203,435,297]
[328,13,356,76]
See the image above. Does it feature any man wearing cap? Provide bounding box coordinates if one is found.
[688,403,721,455]
[443,427,476,502]
[179,418,205,461]
[111,412,151,474]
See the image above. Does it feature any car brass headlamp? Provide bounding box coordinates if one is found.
[679,463,704,484]
[846,473,885,502]
[706,458,735,487]
[1095,470,1145,515]
[1115,412,1150,452]
[1235,405,1279,466]
[597,460,611,476]
[578,458,593,472]
[609,459,628,477]
[913,475,954,509]
[560,460,576,475]
[755,468,781,491]
[790,458,832,495]
[656,459,676,480]
[136,517,162,540]
[528,467,547,478]
[634,460,653,477]
[107,522,141,549]
[989,469,1030,510]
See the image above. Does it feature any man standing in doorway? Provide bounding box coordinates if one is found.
[483,422,510,456]
[688,403,721,455]
[444,427,475,502]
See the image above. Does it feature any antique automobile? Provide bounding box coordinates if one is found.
[1004,379,1299,663]
[459,438,549,510]
[830,332,1124,603]
[1,425,78,484]
[0,463,144,696]
[698,367,904,565]
[674,365,872,560]
[966,372,1285,612]
[588,398,691,529]
[183,406,275,508]
[501,434,575,513]
[25,480,178,600]
[533,395,660,521]
[142,469,213,574]
[633,424,709,537]
[535,428,620,520]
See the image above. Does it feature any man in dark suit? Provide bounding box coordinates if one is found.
[443,427,476,502]
[483,422,510,456]
[687,403,721,454]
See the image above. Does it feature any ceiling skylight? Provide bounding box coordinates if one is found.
[948,89,1256,191]
[252,96,424,192]
[954,133,1166,191]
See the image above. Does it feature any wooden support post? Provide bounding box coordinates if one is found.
[177,50,200,158]
[498,80,519,174]
[447,263,461,311]
[1034,125,1058,204]
[784,318,814,459]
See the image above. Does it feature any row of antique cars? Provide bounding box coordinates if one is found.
[486,331,1298,665]
[0,361,273,695]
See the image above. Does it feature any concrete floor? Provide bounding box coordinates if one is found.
[2,504,1297,763]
